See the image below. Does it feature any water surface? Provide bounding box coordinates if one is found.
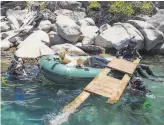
[1,55,164,125]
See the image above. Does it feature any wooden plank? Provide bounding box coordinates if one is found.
[108,58,138,75]
[62,91,90,113]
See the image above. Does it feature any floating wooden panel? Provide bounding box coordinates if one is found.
[85,75,121,98]
[53,58,141,125]
[108,58,138,75]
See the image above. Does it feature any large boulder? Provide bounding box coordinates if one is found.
[153,1,164,9]
[15,42,54,58]
[41,9,57,23]
[1,1,26,16]
[147,9,164,27]
[7,15,20,30]
[99,24,111,33]
[6,9,28,24]
[54,9,86,21]
[150,43,164,55]
[77,18,95,26]
[56,15,81,43]
[38,20,53,33]
[158,21,164,33]
[49,31,67,46]
[17,30,50,49]
[128,20,164,51]
[95,22,144,50]
[0,41,13,51]
[58,1,84,11]
[0,21,11,32]
[15,30,53,58]
[80,26,99,45]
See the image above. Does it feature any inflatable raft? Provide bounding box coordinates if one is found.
[39,55,119,85]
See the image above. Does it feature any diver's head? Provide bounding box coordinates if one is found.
[131,77,143,88]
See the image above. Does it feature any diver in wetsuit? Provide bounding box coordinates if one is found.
[8,55,27,77]
[116,36,155,78]
[129,77,152,110]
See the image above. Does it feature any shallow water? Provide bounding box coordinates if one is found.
[1,55,164,125]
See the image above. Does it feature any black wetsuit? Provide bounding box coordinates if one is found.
[116,44,154,78]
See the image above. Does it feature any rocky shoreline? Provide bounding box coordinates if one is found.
[1,1,164,65]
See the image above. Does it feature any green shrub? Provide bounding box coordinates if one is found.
[41,2,47,10]
[88,1,100,9]
[136,2,152,15]
[109,1,134,18]
[26,1,30,9]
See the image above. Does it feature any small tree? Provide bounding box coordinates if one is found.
[88,1,100,10]
[136,1,153,15]
[109,1,134,20]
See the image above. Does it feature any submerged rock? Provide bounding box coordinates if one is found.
[128,20,164,51]
[56,15,81,43]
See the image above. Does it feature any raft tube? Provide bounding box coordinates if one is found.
[39,55,109,85]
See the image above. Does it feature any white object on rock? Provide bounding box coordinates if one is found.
[56,15,81,43]
[54,9,86,21]
[17,30,50,49]
[128,20,164,51]
[77,18,95,26]
[49,32,66,46]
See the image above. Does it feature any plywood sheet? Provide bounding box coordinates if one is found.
[85,76,121,98]
[108,58,138,75]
